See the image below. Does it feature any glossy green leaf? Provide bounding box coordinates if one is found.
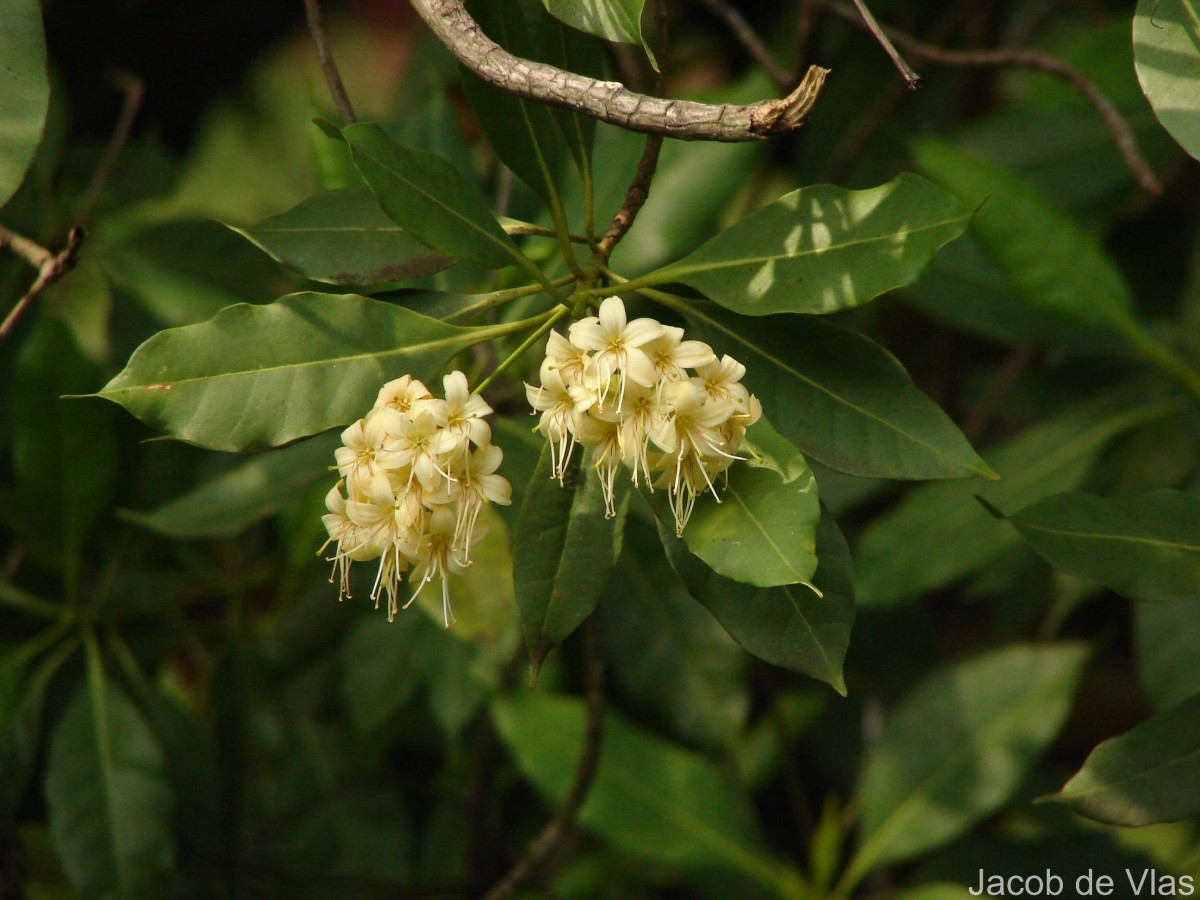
[343,122,522,270]
[226,188,454,286]
[850,643,1088,880]
[855,393,1173,608]
[0,0,48,207]
[120,433,337,538]
[45,655,174,896]
[601,518,749,748]
[98,292,530,451]
[912,139,1139,335]
[540,0,657,69]
[1049,690,1200,825]
[463,0,564,203]
[674,462,820,589]
[1134,0,1200,162]
[641,175,969,316]
[677,302,991,480]
[661,510,855,693]
[492,692,776,885]
[512,445,627,679]
[1010,490,1200,602]
[1136,601,1200,711]
[743,415,811,484]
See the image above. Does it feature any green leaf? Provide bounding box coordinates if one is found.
[104,219,293,326]
[678,302,991,480]
[1134,0,1200,162]
[849,643,1088,881]
[671,461,820,589]
[512,445,627,679]
[341,613,431,736]
[0,0,48,207]
[912,139,1139,335]
[540,0,657,69]
[11,318,116,558]
[225,188,455,286]
[855,393,1173,608]
[609,77,769,276]
[462,0,564,203]
[540,9,604,180]
[601,518,749,749]
[0,650,39,822]
[641,175,970,316]
[660,510,855,693]
[743,415,812,484]
[98,292,529,451]
[343,122,522,270]
[1048,690,1200,825]
[1010,490,1200,602]
[120,433,338,538]
[1136,601,1200,711]
[491,692,777,886]
[45,650,174,897]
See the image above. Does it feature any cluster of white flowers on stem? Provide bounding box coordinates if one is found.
[320,371,511,627]
[526,296,760,535]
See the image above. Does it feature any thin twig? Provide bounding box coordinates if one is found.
[75,71,144,227]
[849,0,922,88]
[0,226,84,339]
[698,0,791,90]
[304,0,357,125]
[482,618,606,900]
[596,2,670,258]
[823,0,1162,195]
[408,0,828,141]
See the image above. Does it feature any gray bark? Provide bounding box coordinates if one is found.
[409,0,829,142]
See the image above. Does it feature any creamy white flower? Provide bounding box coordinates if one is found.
[403,505,475,628]
[377,407,460,491]
[645,325,716,383]
[527,305,761,536]
[568,296,662,407]
[450,441,511,559]
[442,370,493,449]
[323,371,508,625]
[375,375,433,413]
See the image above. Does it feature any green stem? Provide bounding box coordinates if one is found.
[501,218,590,244]
[510,251,572,306]
[474,307,570,395]
[444,276,574,323]
[0,583,63,620]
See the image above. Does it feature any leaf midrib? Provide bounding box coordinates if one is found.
[691,308,979,474]
[725,481,807,582]
[1017,520,1200,555]
[857,658,1077,870]
[656,213,969,285]
[103,330,474,396]
[351,131,518,263]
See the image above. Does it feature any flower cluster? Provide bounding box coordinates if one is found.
[320,372,511,626]
[526,296,760,535]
